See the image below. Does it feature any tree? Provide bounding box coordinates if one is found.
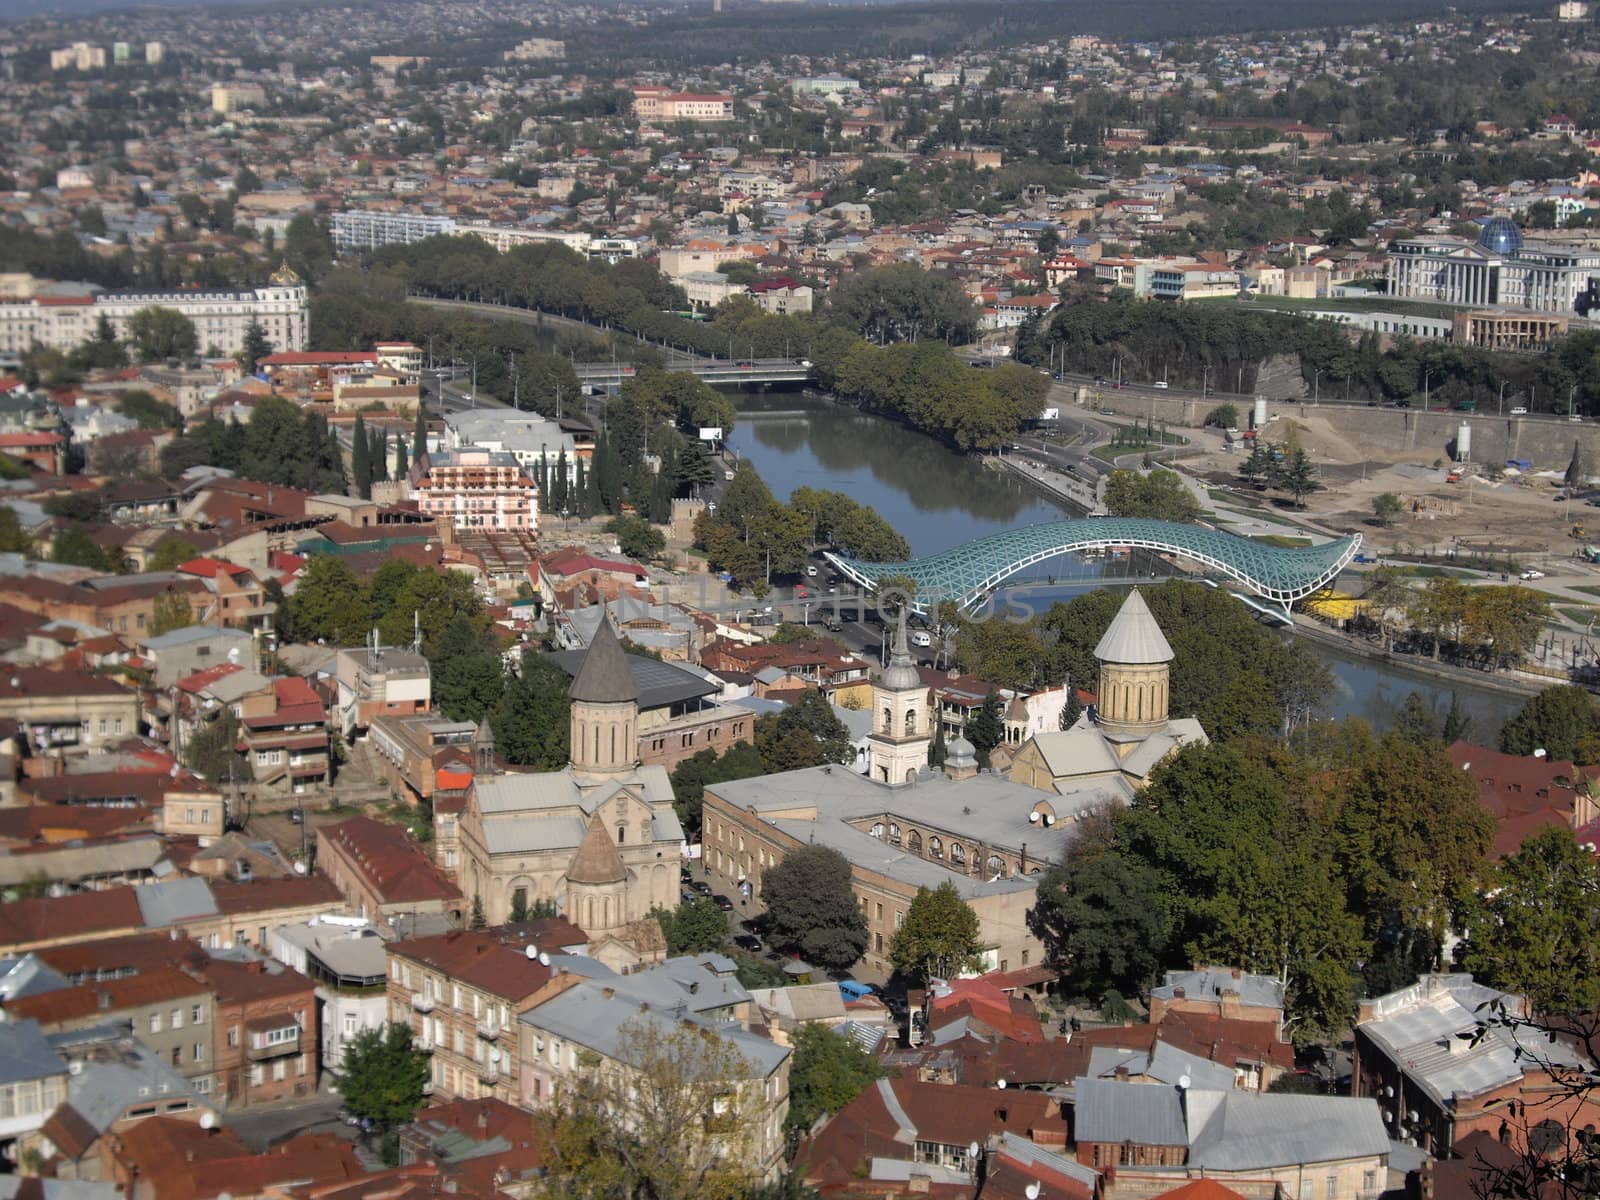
[337,1023,431,1164]
[183,708,251,788]
[1463,586,1549,668]
[535,1016,762,1200]
[1441,693,1473,744]
[413,403,428,462]
[1461,827,1600,1017]
[284,213,334,283]
[607,514,666,561]
[1568,439,1586,488]
[1103,469,1201,522]
[889,880,984,983]
[785,1023,885,1133]
[150,591,197,636]
[671,741,765,838]
[653,896,729,955]
[1277,447,1320,507]
[0,507,33,554]
[1500,685,1600,763]
[127,306,198,362]
[280,555,366,644]
[966,690,1004,767]
[430,617,506,722]
[351,413,372,498]
[1203,404,1238,429]
[1392,691,1437,745]
[1032,843,1170,1000]
[470,894,487,929]
[50,528,117,572]
[238,320,273,374]
[490,655,571,770]
[1372,492,1403,526]
[755,689,855,769]
[760,844,868,970]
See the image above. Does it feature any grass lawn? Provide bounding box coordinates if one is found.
[1217,502,1304,528]
[1251,534,1314,548]
[1557,606,1599,626]
[1570,585,1600,599]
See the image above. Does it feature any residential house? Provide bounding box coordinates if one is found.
[316,815,463,932]
[332,644,431,737]
[385,927,557,1105]
[0,1019,71,1162]
[0,667,140,754]
[271,916,392,1073]
[238,677,330,796]
[193,955,318,1109]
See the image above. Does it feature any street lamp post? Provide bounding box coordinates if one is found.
[1423,369,1436,409]
[1312,367,1323,405]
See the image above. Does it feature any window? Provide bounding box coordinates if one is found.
[250,1063,264,1086]
[172,1007,183,1030]
[228,1026,239,1048]
[895,911,905,929]
[617,824,625,844]
[192,1004,204,1024]
[1325,1179,1337,1200]
[928,836,942,859]
[344,1014,357,1036]
[875,932,883,953]
[150,1012,162,1034]
[193,1042,205,1063]
[907,830,922,854]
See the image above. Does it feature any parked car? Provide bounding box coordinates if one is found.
[806,564,818,576]
[712,894,735,911]
[689,880,712,896]
[287,809,303,824]
[910,630,933,648]
[1520,569,1546,580]
[1510,406,1529,415]
[732,934,762,953]
[1153,380,1169,389]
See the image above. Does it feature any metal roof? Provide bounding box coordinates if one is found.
[1094,589,1173,664]
[826,518,1361,613]
[546,646,716,710]
[1073,1076,1188,1146]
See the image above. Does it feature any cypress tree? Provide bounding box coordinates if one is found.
[395,441,408,478]
[352,413,371,498]
[552,450,569,512]
[371,430,389,484]
[412,404,427,462]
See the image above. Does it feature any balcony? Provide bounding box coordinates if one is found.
[476,1020,501,1041]
[477,1063,499,1085]
[411,993,435,1013]
[246,1028,300,1061]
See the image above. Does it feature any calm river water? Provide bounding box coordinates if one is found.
[728,393,1522,739]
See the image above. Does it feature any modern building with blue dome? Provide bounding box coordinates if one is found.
[1477,216,1524,257]
[1387,219,1600,314]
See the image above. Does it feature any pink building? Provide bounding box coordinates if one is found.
[410,446,537,533]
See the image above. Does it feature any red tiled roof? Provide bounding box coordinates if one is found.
[320,815,462,905]
[208,873,341,916]
[0,665,133,700]
[193,956,314,1005]
[5,965,209,1025]
[1447,740,1589,858]
[0,885,145,949]
[391,929,553,1000]
[35,932,208,979]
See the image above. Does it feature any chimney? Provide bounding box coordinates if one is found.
[1173,987,1185,999]
[477,1108,489,1130]
[908,1175,931,1194]
[1114,1066,1129,1082]
[603,987,615,999]
[1231,967,1241,980]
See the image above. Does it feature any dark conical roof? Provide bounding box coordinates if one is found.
[570,618,639,704]
[566,815,628,885]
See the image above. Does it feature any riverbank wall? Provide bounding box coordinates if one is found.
[1289,615,1549,699]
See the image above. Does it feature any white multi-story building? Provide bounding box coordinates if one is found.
[457,223,591,255]
[444,410,583,490]
[271,917,390,1072]
[1386,220,1600,314]
[410,446,538,533]
[331,210,457,253]
[0,267,308,357]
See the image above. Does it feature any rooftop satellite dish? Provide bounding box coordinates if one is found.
[201,1112,215,1130]
[538,952,551,966]
[293,861,307,875]
[1028,811,1039,824]
[525,944,538,960]
[997,1078,1007,1089]
[1026,1184,1042,1200]
[1178,1073,1191,1090]
[967,1142,981,1160]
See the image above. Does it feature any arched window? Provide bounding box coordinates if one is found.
[986,854,1003,878]
[871,823,885,839]
[905,709,917,735]
[950,843,965,866]
[907,830,923,854]
[617,824,626,844]
[882,706,893,733]
[928,836,943,860]
[888,823,901,845]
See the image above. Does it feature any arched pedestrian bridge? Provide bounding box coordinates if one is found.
[824,518,1362,616]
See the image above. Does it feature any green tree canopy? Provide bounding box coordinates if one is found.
[1500,685,1600,763]
[337,1023,431,1163]
[785,1023,885,1133]
[127,306,198,362]
[653,896,729,955]
[761,844,868,971]
[889,880,985,983]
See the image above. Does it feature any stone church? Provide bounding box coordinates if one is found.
[456,618,684,935]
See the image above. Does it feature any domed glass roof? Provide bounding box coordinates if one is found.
[1478,217,1523,257]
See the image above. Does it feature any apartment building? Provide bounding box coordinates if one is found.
[631,87,734,122]
[0,268,307,358]
[332,644,431,737]
[272,916,392,1073]
[4,967,217,1097]
[410,447,537,533]
[385,929,557,1104]
[238,677,330,796]
[316,815,463,931]
[0,1020,70,1160]
[0,667,141,754]
[329,211,457,254]
[195,956,318,1109]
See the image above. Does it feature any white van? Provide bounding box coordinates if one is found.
[910,630,933,648]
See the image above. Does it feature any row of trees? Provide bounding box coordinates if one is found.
[1239,438,1321,507]
[1103,468,1202,522]
[693,464,916,588]
[350,237,1051,452]
[158,396,346,493]
[1358,571,1552,669]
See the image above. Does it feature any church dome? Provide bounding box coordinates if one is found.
[946,735,977,767]
[1477,217,1523,257]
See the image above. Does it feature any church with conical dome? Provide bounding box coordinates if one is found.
[456,617,683,948]
[1008,588,1208,797]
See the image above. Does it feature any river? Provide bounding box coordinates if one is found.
[728,393,1523,739]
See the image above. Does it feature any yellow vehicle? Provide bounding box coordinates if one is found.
[1574,524,1587,540]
